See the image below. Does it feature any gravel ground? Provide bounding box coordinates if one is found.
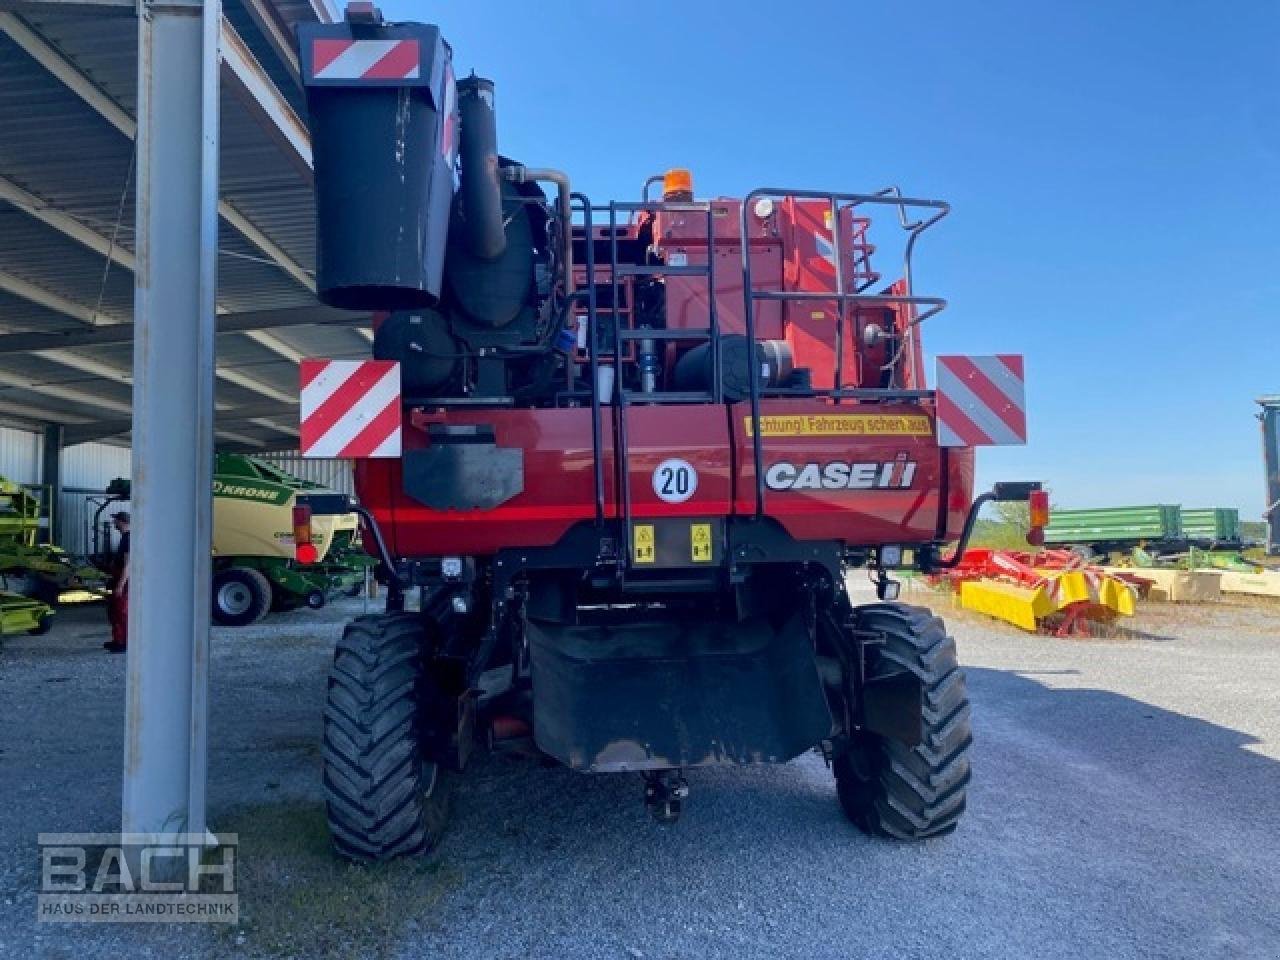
[1,585,1278,960]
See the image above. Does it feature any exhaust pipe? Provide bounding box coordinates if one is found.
[456,75,507,261]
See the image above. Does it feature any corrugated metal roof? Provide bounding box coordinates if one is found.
[0,1,364,451]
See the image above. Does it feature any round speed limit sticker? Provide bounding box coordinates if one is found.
[652,458,698,504]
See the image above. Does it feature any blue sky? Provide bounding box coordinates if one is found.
[383,0,1279,517]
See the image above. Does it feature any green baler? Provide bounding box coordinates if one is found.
[93,455,375,627]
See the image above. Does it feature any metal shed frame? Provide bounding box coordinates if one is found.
[0,0,352,847]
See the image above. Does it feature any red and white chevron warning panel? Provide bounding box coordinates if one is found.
[310,38,421,81]
[935,355,1027,447]
[299,359,401,459]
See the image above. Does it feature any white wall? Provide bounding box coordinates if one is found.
[0,426,41,485]
[59,442,132,557]
[254,452,354,495]
[0,426,133,556]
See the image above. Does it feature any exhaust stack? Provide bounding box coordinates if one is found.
[456,75,507,262]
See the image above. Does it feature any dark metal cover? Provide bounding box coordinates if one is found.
[402,444,524,511]
[527,612,832,772]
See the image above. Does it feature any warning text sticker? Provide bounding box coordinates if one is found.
[743,414,932,438]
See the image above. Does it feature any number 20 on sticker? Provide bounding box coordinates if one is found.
[652,458,698,504]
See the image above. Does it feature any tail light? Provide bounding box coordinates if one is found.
[1027,489,1050,547]
[293,505,318,565]
[1028,490,1050,528]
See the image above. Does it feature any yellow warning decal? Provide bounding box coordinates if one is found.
[633,524,655,564]
[691,523,713,563]
[744,413,933,438]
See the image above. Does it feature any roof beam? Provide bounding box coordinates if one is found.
[0,174,135,272]
[0,1,176,12]
[0,358,294,448]
[0,304,366,354]
[217,198,315,293]
[0,268,120,324]
[0,11,318,296]
[0,269,298,405]
[232,0,302,88]
[67,402,300,445]
[0,175,321,373]
[243,328,305,362]
[310,0,339,24]
[0,366,130,413]
[220,19,312,181]
[0,396,92,425]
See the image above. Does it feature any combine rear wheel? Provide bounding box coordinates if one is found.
[833,603,972,840]
[323,613,451,863]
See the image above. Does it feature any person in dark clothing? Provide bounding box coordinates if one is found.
[104,511,130,653]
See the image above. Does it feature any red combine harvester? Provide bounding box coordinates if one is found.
[297,6,1040,862]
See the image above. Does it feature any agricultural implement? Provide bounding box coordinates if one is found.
[935,548,1140,636]
[0,476,102,602]
[293,6,1039,862]
[91,455,374,626]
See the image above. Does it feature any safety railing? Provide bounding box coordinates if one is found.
[739,186,951,516]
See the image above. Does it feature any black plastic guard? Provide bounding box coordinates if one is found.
[527,612,833,772]
[402,442,523,511]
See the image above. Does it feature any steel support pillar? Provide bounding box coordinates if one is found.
[122,0,219,843]
[40,423,62,545]
[1260,397,1280,557]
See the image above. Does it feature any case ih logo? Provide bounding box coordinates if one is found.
[765,457,917,491]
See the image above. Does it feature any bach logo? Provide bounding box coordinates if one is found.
[37,833,238,924]
[764,456,917,491]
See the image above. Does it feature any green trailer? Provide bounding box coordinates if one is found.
[1044,505,1183,551]
[1181,508,1241,545]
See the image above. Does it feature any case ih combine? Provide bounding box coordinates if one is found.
[297,6,1040,862]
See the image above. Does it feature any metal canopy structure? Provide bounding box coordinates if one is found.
[0,0,366,450]
[0,0,370,851]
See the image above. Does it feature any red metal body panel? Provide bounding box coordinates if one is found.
[357,407,617,556]
[622,406,733,517]
[355,399,973,557]
[729,399,972,545]
[658,199,783,338]
[651,198,910,392]
[353,189,984,561]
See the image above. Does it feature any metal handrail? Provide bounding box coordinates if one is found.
[739,186,951,516]
[608,201,630,560]
[571,192,606,525]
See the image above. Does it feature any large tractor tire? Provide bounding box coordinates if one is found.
[833,603,972,840]
[323,613,451,863]
[211,567,272,627]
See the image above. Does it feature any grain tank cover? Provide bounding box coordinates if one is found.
[299,13,457,310]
